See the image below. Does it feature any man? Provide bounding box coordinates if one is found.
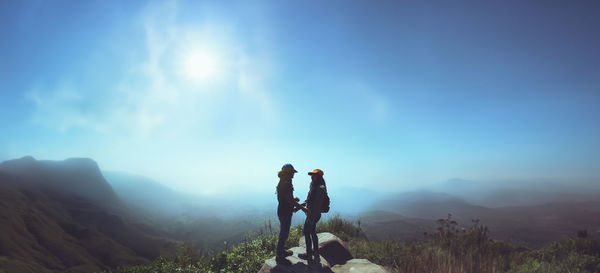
[298,169,326,261]
[275,163,307,265]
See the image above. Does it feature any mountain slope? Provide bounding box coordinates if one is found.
[0,157,176,273]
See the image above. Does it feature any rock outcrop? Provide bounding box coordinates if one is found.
[298,232,354,267]
[259,232,388,273]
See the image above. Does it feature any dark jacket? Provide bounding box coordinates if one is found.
[276,179,295,217]
[305,183,326,221]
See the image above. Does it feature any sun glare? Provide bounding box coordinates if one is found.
[182,49,220,82]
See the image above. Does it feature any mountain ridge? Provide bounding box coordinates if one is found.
[0,157,176,273]
[0,156,119,206]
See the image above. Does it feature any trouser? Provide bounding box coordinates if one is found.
[303,215,320,255]
[276,214,292,257]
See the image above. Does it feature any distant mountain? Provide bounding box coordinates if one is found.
[102,171,211,219]
[0,157,176,273]
[326,186,388,216]
[0,156,120,206]
[432,178,600,207]
[487,201,600,246]
[358,210,434,241]
[362,191,492,241]
[368,190,493,220]
[102,171,271,251]
[363,190,600,247]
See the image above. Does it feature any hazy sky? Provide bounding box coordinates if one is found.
[1,0,599,195]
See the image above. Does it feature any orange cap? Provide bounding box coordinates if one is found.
[308,169,324,176]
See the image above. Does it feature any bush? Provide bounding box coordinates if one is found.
[316,214,364,241]
[103,217,600,273]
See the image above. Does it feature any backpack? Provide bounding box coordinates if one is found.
[321,186,330,213]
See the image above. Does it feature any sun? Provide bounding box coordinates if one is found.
[182,48,220,82]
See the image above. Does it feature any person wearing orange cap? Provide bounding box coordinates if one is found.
[298,168,327,261]
[275,163,307,265]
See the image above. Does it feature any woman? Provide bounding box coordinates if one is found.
[275,163,306,265]
[299,168,327,261]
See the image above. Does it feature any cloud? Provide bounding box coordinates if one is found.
[26,0,276,139]
[26,83,110,133]
[18,1,287,195]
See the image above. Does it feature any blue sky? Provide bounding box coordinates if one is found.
[1,0,599,195]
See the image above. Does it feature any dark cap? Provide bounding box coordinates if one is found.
[281,163,298,173]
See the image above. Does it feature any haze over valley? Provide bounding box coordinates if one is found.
[2,155,599,271]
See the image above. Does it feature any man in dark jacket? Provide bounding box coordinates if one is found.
[299,169,326,261]
[275,163,306,265]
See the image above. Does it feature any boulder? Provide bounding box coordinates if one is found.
[330,259,388,273]
[259,233,388,273]
[298,232,353,267]
[258,247,331,273]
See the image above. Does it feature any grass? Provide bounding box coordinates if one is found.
[101,214,600,273]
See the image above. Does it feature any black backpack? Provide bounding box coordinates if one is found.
[321,187,330,213]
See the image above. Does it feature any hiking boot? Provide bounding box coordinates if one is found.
[284,249,293,257]
[298,253,312,260]
[276,256,291,266]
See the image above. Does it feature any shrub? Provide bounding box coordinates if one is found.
[103,216,600,273]
[316,214,364,241]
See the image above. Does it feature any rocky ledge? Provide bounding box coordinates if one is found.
[259,232,388,273]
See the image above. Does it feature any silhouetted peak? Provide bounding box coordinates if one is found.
[0,155,37,168]
[19,155,36,162]
[63,157,99,168]
[59,157,103,176]
[0,156,119,205]
[1,156,104,179]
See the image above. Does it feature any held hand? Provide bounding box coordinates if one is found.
[294,197,300,202]
[294,202,306,211]
[293,202,306,213]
